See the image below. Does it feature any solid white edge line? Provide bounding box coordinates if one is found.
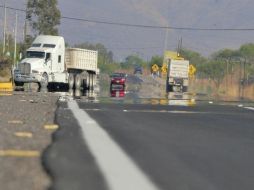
[244,107,254,111]
[68,100,159,190]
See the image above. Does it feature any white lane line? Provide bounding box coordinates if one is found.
[123,109,205,114]
[244,107,254,111]
[68,101,159,190]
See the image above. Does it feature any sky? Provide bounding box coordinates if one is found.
[1,0,254,61]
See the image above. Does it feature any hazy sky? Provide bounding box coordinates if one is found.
[1,0,254,60]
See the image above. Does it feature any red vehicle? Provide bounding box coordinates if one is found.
[110,73,126,97]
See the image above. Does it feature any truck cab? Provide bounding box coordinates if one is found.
[14,35,65,87]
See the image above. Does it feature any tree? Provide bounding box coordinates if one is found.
[211,49,237,60]
[121,55,145,69]
[149,55,163,67]
[27,0,61,35]
[180,48,207,67]
[199,60,226,90]
[239,43,254,59]
[74,42,114,65]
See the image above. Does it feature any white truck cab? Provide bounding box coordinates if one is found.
[14,35,98,90]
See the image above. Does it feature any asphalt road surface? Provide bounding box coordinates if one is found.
[0,92,58,190]
[44,99,254,190]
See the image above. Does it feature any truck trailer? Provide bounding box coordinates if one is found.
[166,59,189,93]
[14,35,98,90]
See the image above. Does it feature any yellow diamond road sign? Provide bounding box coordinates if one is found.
[189,64,196,75]
[161,65,167,74]
[152,64,159,72]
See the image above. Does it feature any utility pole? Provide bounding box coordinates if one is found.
[24,7,27,43]
[163,0,171,52]
[164,28,169,53]
[14,11,18,66]
[2,0,7,55]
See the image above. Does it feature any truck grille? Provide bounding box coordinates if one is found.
[19,63,31,75]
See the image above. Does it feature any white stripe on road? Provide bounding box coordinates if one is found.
[244,107,254,111]
[68,100,159,190]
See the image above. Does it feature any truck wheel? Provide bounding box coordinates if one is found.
[83,77,88,90]
[183,86,188,92]
[68,74,74,89]
[40,73,48,88]
[166,84,173,92]
[90,74,94,90]
[75,74,81,89]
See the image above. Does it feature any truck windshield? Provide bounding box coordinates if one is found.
[26,51,45,59]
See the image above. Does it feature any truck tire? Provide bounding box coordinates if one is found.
[166,84,173,92]
[90,74,94,90]
[75,74,81,89]
[40,73,48,88]
[182,86,188,92]
[68,74,74,89]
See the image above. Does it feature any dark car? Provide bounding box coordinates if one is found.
[134,66,143,75]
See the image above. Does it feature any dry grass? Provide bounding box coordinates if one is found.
[189,74,254,101]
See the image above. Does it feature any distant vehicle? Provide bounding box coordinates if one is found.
[110,73,126,97]
[14,35,99,90]
[166,59,189,93]
[134,66,143,75]
[110,73,127,84]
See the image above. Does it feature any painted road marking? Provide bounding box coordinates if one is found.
[8,120,24,124]
[123,109,204,114]
[14,132,33,138]
[44,124,59,130]
[68,100,159,190]
[244,107,254,111]
[0,150,40,157]
[85,108,203,114]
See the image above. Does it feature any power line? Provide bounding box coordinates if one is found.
[0,5,26,13]
[61,16,254,31]
[2,4,254,31]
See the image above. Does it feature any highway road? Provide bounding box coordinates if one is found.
[1,75,254,190]
[44,98,254,190]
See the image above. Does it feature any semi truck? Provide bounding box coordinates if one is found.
[166,59,189,93]
[14,35,98,90]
